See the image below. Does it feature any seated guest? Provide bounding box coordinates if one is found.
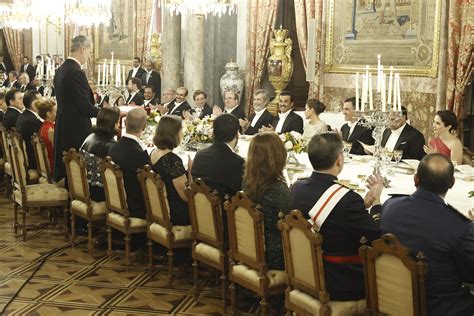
[165,87,191,118]
[291,132,383,303]
[126,57,146,82]
[37,99,56,173]
[424,110,463,163]
[262,91,303,134]
[183,89,212,120]
[213,90,246,120]
[143,85,158,108]
[240,89,274,135]
[81,107,121,201]
[18,73,34,92]
[150,115,190,225]
[108,108,149,219]
[192,113,244,199]
[381,154,474,316]
[381,106,425,160]
[303,98,328,140]
[2,71,21,89]
[32,76,45,96]
[141,60,161,99]
[0,92,6,121]
[340,97,374,155]
[125,77,144,106]
[243,132,290,270]
[15,90,42,169]
[3,89,24,130]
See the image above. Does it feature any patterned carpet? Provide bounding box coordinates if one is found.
[0,196,262,315]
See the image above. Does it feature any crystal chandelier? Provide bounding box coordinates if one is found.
[163,0,237,18]
[64,0,112,27]
[0,0,39,29]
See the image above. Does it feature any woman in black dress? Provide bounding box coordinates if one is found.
[150,115,190,226]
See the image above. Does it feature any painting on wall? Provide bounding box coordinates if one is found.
[324,0,441,77]
[95,0,135,63]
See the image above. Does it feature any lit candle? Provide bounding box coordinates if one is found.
[97,64,101,86]
[110,52,114,77]
[103,59,107,85]
[365,65,369,105]
[387,66,393,109]
[377,54,381,92]
[369,73,373,110]
[355,72,359,111]
[397,74,402,112]
[381,73,386,112]
[122,65,125,87]
[361,76,366,112]
[393,74,398,111]
[104,64,108,86]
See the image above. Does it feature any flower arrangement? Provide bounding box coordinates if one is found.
[141,110,161,145]
[147,110,161,125]
[280,131,307,153]
[183,116,214,144]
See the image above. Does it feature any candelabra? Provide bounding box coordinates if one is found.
[42,77,54,98]
[97,81,125,107]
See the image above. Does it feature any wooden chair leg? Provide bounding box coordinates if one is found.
[87,219,93,257]
[71,213,76,248]
[63,207,69,239]
[13,202,18,234]
[230,281,237,315]
[260,296,268,316]
[167,248,174,288]
[147,239,153,273]
[192,259,199,300]
[106,225,112,258]
[221,269,227,313]
[124,234,130,266]
[22,207,27,241]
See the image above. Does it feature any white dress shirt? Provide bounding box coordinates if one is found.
[275,110,291,133]
[384,123,406,151]
[131,67,140,78]
[145,70,152,84]
[250,108,266,127]
[127,91,137,104]
[224,105,239,114]
[346,120,357,139]
[169,100,185,115]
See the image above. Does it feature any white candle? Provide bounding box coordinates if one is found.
[388,66,393,109]
[103,59,107,85]
[104,64,108,86]
[122,65,126,87]
[377,54,381,92]
[381,73,386,112]
[110,52,114,77]
[361,77,366,112]
[97,64,101,86]
[397,75,402,112]
[117,60,121,86]
[393,74,398,111]
[355,72,359,111]
[365,65,369,106]
[369,73,373,110]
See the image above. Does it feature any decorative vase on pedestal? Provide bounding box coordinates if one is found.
[267,28,293,115]
[220,60,244,105]
[149,33,162,70]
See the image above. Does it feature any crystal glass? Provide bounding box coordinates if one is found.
[343,142,352,159]
[393,149,403,165]
[381,148,393,164]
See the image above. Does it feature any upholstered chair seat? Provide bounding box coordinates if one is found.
[194,242,221,264]
[13,183,68,206]
[71,199,107,221]
[107,212,147,229]
[231,263,286,288]
[149,222,192,245]
[4,162,11,176]
[27,169,39,182]
[289,289,365,315]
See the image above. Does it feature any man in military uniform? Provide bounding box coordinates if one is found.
[381,154,474,316]
[291,132,384,307]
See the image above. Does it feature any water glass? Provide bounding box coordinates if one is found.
[393,149,403,165]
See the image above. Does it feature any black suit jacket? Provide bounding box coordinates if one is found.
[191,141,245,199]
[291,172,381,301]
[19,83,35,92]
[381,189,474,316]
[381,124,425,160]
[126,91,144,106]
[20,64,35,82]
[2,107,22,130]
[127,67,146,82]
[108,137,149,219]
[271,110,304,134]
[190,103,213,119]
[143,98,157,108]
[53,59,99,181]
[141,70,161,98]
[225,106,246,120]
[2,80,21,89]
[15,109,42,169]
[340,122,374,155]
[245,109,274,135]
[167,100,192,119]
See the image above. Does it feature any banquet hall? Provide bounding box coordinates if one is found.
[0,0,472,315]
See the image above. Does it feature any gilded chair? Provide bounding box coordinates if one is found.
[63,148,107,256]
[137,165,192,287]
[359,233,428,316]
[99,156,147,266]
[31,133,51,184]
[224,192,287,315]
[11,129,39,184]
[0,124,13,196]
[9,142,69,241]
[186,178,227,310]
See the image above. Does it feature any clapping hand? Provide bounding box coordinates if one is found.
[423,144,438,155]
[156,104,169,115]
[239,118,250,130]
[213,105,223,116]
[259,124,275,132]
[364,174,384,208]
[183,110,193,121]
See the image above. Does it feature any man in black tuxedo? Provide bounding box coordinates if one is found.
[291,133,383,306]
[381,106,425,160]
[0,56,6,74]
[166,87,191,118]
[185,90,212,120]
[53,35,99,182]
[2,71,21,89]
[240,89,274,135]
[2,89,24,130]
[214,90,246,120]
[126,57,146,82]
[141,60,161,99]
[262,91,303,134]
[125,77,144,106]
[108,108,149,219]
[34,55,46,78]
[18,73,35,92]
[15,90,42,169]
[143,85,158,108]
[192,113,245,199]
[20,57,35,83]
[340,97,374,155]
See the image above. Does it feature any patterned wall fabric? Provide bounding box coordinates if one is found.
[3,28,23,72]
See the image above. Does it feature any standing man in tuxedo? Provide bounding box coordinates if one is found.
[2,71,21,89]
[141,60,161,99]
[20,57,35,83]
[125,77,144,106]
[166,86,191,118]
[340,97,374,155]
[381,106,425,160]
[262,91,303,134]
[126,57,146,82]
[240,89,274,135]
[2,89,24,130]
[53,35,99,182]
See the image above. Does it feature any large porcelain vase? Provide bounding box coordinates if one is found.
[219,60,244,105]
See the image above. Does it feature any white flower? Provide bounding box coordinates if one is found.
[290,131,302,138]
[154,115,161,124]
[284,141,293,150]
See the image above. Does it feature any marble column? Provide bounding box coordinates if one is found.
[435,0,448,111]
[161,11,181,93]
[184,14,205,105]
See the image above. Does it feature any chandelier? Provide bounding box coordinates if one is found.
[64,0,112,27]
[0,0,39,29]
[163,0,237,18]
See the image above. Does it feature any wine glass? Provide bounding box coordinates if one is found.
[393,149,403,166]
[381,148,393,165]
[343,142,352,159]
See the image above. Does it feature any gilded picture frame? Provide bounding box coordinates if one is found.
[94,0,136,65]
[324,0,441,77]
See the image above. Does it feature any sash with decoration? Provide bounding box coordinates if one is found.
[308,183,350,231]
